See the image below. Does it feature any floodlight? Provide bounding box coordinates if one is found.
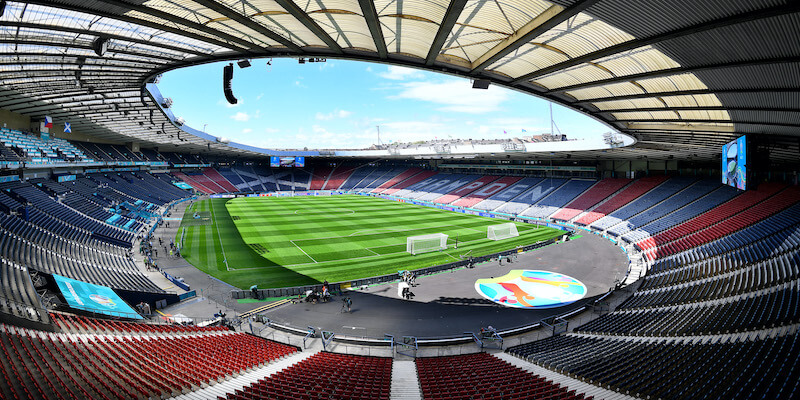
[237,59,251,68]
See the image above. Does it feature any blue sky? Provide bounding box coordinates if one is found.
[158,58,614,149]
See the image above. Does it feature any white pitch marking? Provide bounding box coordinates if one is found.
[290,240,318,263]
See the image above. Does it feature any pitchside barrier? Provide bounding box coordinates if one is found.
[231,237,560,300]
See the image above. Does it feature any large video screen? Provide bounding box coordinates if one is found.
[722,135,747,190]
[53,274,143,319]
[279,156,295,167]
[270,156,280,168]
[295,156,305,168]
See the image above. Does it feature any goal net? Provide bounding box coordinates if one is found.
[407,233,448,255]
[487,223,519,241]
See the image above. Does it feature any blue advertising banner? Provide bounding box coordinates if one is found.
[53,274,142,319]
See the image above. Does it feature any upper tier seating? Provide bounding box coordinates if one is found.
[521,179,596,219]
[651,185,800,259]
[623,184,739,244]
[0,129,91,164]
[551,178,631,221]
[382,170,437,195]
[649,203,800,273]
[4,181,134,246]
[411,174,480,201]
[638,183,785,253]
[606,179,720,238]
[352,167,398,191]
[218,168,248,191]
[292,169,310,189]
[339,166,378,190]
[173,171,216,194]
[323,165,356,190]
[203,168,238,193]
[225,352,392,400]
[187,171,227,193]
[574,175,668,226]
[451,176,523,208]
[590,177,695,231]
[472,177,543,211]
[495,178,567,215]
[434,175,500,204]
[373,168,423,193]
[309,166,334,190]
[417,352,588,400]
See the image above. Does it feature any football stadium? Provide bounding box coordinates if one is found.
[0,1,799,399]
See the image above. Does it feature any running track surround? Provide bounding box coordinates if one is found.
[475,270,587,309]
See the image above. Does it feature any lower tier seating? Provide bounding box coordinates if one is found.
[0,322,298,400]
[225,352,392,400]
[508,333,800,400]
[416,352,589,400]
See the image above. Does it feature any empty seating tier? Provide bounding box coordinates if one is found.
[308,165,334,190]
[417,352,588,400]
[372,168,423,193]
[574,175,668,226]
[0,323,298,400]
[507,333,800,400]
[225,352,392,400]
[551,178,631,222]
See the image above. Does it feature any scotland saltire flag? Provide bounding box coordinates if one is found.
[64,122,72,133]
[44,116,53,128]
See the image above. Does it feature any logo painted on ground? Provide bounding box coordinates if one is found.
[475,270,586,309]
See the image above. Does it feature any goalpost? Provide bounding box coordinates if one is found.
[487,222,519,241]
[407,233,448,255]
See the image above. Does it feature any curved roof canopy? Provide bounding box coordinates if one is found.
[0,0,798,160]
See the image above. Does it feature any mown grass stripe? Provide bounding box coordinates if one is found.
[179,195,564,289]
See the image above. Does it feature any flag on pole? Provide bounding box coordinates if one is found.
[64,122,72,133]
[503,130,507,134]
[521,129,527,133]
[44,116,53,128]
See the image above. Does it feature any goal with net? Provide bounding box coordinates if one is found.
[487,222,519,241]
[406,233,448,255]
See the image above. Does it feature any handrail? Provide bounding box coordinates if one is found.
[322,330,335,350]
[465,331,484,348]
[303,326,315,349]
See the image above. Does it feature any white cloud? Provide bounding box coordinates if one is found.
[230,112,250,122]
[378,65,425,81]
[242,128,252,134]
[264,127,280,134]
[315,109,353,120]
[255,93,264,100]
[392,80,509,113]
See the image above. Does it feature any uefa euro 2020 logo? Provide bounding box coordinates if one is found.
[89,294,116,308]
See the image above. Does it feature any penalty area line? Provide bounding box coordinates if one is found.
[290,240,318,263]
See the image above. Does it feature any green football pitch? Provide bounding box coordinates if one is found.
[177,195,564,289]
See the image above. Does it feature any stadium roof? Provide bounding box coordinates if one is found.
[0,0,798,161]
